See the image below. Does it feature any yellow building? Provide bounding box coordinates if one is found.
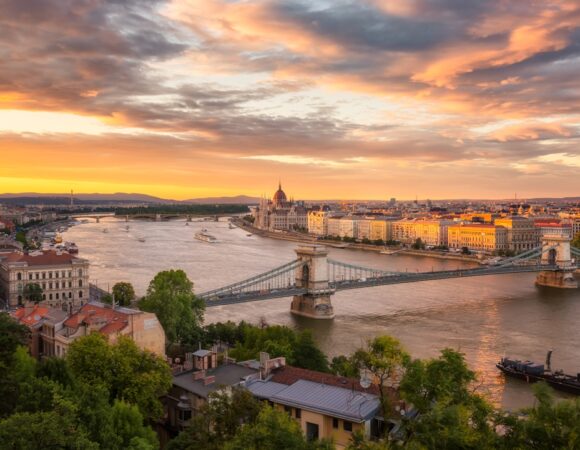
[247,366,386,449]
[392,219,452,246]
[494,216,539,253]
[459,213,496,223]
[308,211,329,236]
[448,223,507,253]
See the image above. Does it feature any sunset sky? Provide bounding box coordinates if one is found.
[1,0,579,200]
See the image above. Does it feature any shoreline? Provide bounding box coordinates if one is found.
[234,220,482,264]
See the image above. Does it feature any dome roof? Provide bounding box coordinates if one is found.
[273,182,287,204]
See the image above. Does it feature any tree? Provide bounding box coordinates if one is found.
[110,400,158,450]
[292,330,329,372]
[352,336,410,425]
[67,334,172,420]
[138,269,205,345]
[0,314,29,417]
[224,406,332,450]
[411,238,425,250]
[23,283,43,303]
[169,387,262,450]
[112,282,136,307]
[0,396,98,450]
[330,355,359,378]
[399,349,498,449]
[500,383,580,449]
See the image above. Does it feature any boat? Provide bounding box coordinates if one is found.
[496,351,580,395]
[246,233,253,237]
[137,238,146,243]
[195,231,218,243]
[65,242,79,254]
[380,249,403,255]
[54,233,63,244]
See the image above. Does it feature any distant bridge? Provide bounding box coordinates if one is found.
[199,237,580,319]
[70,212,234,222]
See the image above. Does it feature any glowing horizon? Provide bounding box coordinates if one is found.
[1,0,579,200]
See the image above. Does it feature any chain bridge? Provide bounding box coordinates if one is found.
[199,236,580,319]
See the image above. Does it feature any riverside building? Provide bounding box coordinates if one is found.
[391,219,453,246]
[447,223,508,253]
[494,216,539,253]
[254,183,308,231]
[0,249,89,309]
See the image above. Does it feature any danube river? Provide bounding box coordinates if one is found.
[63,218,580,410]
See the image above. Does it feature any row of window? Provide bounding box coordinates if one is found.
[17,290,83,303]
[17,269,83,281]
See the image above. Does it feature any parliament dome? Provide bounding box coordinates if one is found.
[273,182,287,204]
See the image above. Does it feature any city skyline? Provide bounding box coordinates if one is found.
[1,0,579,199]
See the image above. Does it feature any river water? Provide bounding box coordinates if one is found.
[63,218,580,410]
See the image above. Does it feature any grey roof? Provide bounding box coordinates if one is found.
[270,379,380,422]
[193,349,212,357]
[246,380,288,399]
[173,364,258,399]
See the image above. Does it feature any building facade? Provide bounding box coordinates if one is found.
[494,216,539,253]
[447,224,508,253]
[254,183,308,231]
[0,250,89,309]
[392,219,452,246]
[308,211,329,236]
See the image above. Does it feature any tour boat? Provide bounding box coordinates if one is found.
[195,231,218,243]
[496,351,580,396]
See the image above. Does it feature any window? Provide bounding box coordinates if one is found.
[284,406,292,415]
[17,273,22,281]
[295,408,301,419]
[306,423,319,441]
[49,282,53,289]
[35,273,39,280]
[61,270,65,278]
[79,279,83,287]
[49,272,52,278]
[55,272,59,278]
[332,418,339,429]
[49,294,53,300]
[68,292,72,298]
[78,269,82,277]
[79,290,83,298]
[343,421,353,432]
[42,272,46,279]
[68,281,72,288]
[56,293,59,300]
[29,273,33,280]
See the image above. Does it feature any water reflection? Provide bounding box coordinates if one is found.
[63,219,580,410]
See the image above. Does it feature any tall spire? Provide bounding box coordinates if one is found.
[278,179,282,190]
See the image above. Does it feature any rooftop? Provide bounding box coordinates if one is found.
[63,302,140,335]
[173,363,258,399]
[0,250,87,267]
[248,379,381,423]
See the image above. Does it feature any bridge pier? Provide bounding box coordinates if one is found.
[536,235,578,289]
[155,214,161,222]
[291,245,335,319]
[96,216,100,223]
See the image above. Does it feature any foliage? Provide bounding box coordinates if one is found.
[411,238,425,250]
[400,349,498,449]
[0,314,29,417]
[101,293,114,304]
[169,387,262,450]
[15,231,28,248]
[23,283,43,303]
[500,383,580,449]
[227,323,329,372]
[330,355,359,378]
[67,334,172,420]
[347,431,391,449]
[37,357,73,387]
[138,269,205,345]
[112,281,136,306]
[224,405,333,450]
[0,395,98,450]
[352,336,410,423]
[292,330,329,372]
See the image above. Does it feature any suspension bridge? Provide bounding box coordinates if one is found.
[199,235,580,319]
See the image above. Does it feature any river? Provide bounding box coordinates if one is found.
[62,218,580,410]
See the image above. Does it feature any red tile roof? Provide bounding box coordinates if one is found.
[13,305,50,326]
[3,250,80,266]
[270,366,381,396]
[64,303,130,335]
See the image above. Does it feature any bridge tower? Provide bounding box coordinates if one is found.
[291,245,335,319]
[536,235,578,288]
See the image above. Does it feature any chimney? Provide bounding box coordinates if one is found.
[193,370,206,381]
[203,375,216,386]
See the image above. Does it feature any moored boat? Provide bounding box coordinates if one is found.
[195,231,218,243]
[496,351,580,395]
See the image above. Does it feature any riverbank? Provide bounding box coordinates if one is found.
[233,220,481,264]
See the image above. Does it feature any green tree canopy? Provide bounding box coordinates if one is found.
[138,269,205,345]
[112,282,136,307]
[292,330,329,372]
[23,283,43,303]
[224,405,333,450]
[352,336,410,423]
[572,231,580,249]
[66,333,172,420]
[169,387,262,450]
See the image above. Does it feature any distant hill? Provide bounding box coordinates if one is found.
[183,195,260,204]
[0,192,260,205]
